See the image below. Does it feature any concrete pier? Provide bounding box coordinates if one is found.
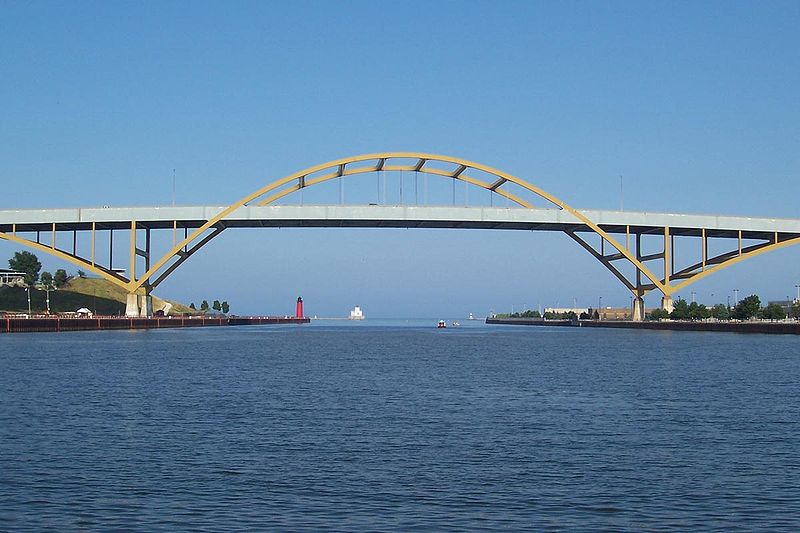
[125,294,139,317]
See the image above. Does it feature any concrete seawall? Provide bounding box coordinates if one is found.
[486,317,800,335]
[1,316,310,333]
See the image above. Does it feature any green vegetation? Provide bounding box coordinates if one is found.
[0,284,125,315]
[646,293,795,322]
[40,271,54,288]
[761,303,786,321]
[2,250,219,316]
[732,295,761,320]
[8,251,41,286]
[222,301,230,314]
[54,269,68,288]
[2,250,195,315]
[496,309,541,319]
[649,308,670,320]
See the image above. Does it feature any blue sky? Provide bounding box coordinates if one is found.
[1,1,799,316]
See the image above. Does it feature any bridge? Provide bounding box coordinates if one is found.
[2,152,799,319]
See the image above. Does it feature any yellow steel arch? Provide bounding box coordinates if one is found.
[0,231,131,290]
[670,236,800,294]
[133,152,670,296]
[3,153,798,306]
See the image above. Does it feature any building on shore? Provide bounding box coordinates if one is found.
[0,269,25,285]
[594,307,633,321]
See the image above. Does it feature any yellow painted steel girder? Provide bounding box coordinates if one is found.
[130,152,670,296]
[0,230,131,291]
[4,153,798,299]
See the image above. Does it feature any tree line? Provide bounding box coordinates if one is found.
[189,300,230,314]
[7,250,231,315]
[7,251,70,288]
[649,294,798,321]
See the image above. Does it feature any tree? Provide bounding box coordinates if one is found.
[53,269,68,288]
[710,304,730,321]
[649,308,670,320]
[189,302,196,310]
[762,303,786,321]
[221,301,230,314]
[212,300,222,312]
[732,295,761,320]
[670,298,690,320]
[200,300,209,313]
[687,302,711,321]
[8,251,42,286]
[77,270,87,278]
[791,301,800,320]
[40,271,53,288]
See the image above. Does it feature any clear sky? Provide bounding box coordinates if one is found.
[2,1,799,317]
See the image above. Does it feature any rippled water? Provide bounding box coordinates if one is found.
[1,321,799,531]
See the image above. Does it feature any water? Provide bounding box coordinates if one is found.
[1,322,799,531]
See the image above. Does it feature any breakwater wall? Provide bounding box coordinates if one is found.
[486,317,800,335]
[2,316,310,333]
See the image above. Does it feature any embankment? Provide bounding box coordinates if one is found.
[2,316,309,333]
[486,317,800,335]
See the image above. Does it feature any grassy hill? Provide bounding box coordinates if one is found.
[0,277,194,315]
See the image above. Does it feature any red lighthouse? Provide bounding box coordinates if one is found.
[295,297,304,318]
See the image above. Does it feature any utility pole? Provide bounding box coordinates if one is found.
[734,288,739,305]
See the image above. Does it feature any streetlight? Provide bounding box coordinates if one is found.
[43,282,52,315]
[734,288,739,305]
[795,284,800,303]
[691,291,696,303]
[26,285,31,316]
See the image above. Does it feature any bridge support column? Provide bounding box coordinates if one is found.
[661,296,674,314]
[140,295,153,317]
[125,294,140,317]
[632,297,645,322]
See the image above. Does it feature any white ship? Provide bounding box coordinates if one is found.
[349,305,364,320]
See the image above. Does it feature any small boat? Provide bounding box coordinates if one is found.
[437,320,447,328]
[451,321,460,327]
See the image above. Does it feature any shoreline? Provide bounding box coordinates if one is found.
[1,315,310,334]
[486,317,800,335]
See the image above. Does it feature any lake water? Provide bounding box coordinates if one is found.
[1,321,798,531]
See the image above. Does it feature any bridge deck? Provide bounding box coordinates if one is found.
[2,205,800,240]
